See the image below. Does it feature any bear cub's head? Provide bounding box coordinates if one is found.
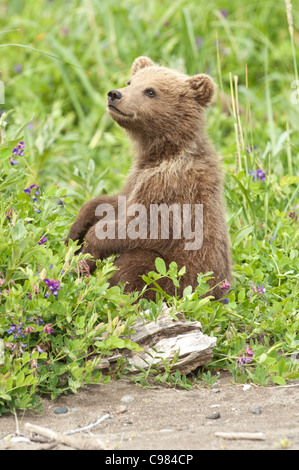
[107,56,216,141]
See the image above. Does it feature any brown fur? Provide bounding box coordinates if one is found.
[66,57,232,300]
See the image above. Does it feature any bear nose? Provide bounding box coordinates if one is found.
[108,89,122,103]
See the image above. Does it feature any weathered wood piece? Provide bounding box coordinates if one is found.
[98,304,216,375]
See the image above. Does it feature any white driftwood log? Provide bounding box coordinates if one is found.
[98,304,216,375]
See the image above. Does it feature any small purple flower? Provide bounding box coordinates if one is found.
[252,285,266,294]
[237,345,254,366]
[24,184,40,200]
[221,280,231,290]
[5,208,13,223]
[220,9,228,18]
[24,326,35,335]
[36,345,44,353]
[11,141,25,162]
[38,236,47,245]
[43,323,55,334]
[249,169,266,182]
[9,156,19,165]
[256,169,266,181]
[44,278,61,299]
[246,145,257,154]
[289,211,298,221]
[0,273,5,286]
[7,324,17,335]
[28,293,32,300]
[268,236,275,244]
[223,297,230,304]
[7,322,25,339]
[34,207,41,213]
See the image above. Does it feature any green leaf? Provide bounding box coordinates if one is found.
[12,220,27,242]
[232,225,254,247]
[155,257,166,276]
[272,376,286,386]
[280,176,299,187]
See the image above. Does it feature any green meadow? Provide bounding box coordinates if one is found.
[0,0,298,414]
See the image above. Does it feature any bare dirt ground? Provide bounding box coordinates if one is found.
[1,371,298,451]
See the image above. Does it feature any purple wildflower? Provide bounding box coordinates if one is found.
[11,142,25,164]
[223,297,230,304]
[24,184,40,200]
[5,208,13,223]
[220,9,228,17]
[256,169,266,181]
[0,273,5,287]
[24,326,35,335]
[249,169,266,182]
[38,236,47,245]
[289,211,298,221]
[268,236,275,244]
[9,156,19,166]
[43,323,55,334]
[7,321,25,339]
[237,345,254,366]
[221,280,231,290]
[252,285,266,294]
[246,145,257,153]
[44,278,61,299]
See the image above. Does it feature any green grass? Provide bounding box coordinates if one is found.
[0,0,299,414]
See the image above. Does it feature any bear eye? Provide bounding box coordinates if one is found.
[144,88,156,98]
[126,81,131,86]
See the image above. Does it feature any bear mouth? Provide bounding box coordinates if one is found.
[108,105,129,117]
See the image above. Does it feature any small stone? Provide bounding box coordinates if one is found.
[206,411,221,420]
[53,406,68,415]
[121,395,135,403]
[212,388,221,393]
[251,406,261,415]
[115,404,127,414]
[243,384,251,391]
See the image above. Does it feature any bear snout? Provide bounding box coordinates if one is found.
[108,89,122,103]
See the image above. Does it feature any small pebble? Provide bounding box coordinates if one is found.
[121,395,135,403]
[251,406,261,415]
[53,406,68,415]
[115,404,127,414]
[206,411,221,420]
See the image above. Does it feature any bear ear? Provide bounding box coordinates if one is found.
[187,74,216,107]
[131,56,156,76]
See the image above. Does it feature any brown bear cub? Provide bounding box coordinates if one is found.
[66,56,232,300]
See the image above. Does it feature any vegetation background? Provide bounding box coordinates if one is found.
[0,0,298,414]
